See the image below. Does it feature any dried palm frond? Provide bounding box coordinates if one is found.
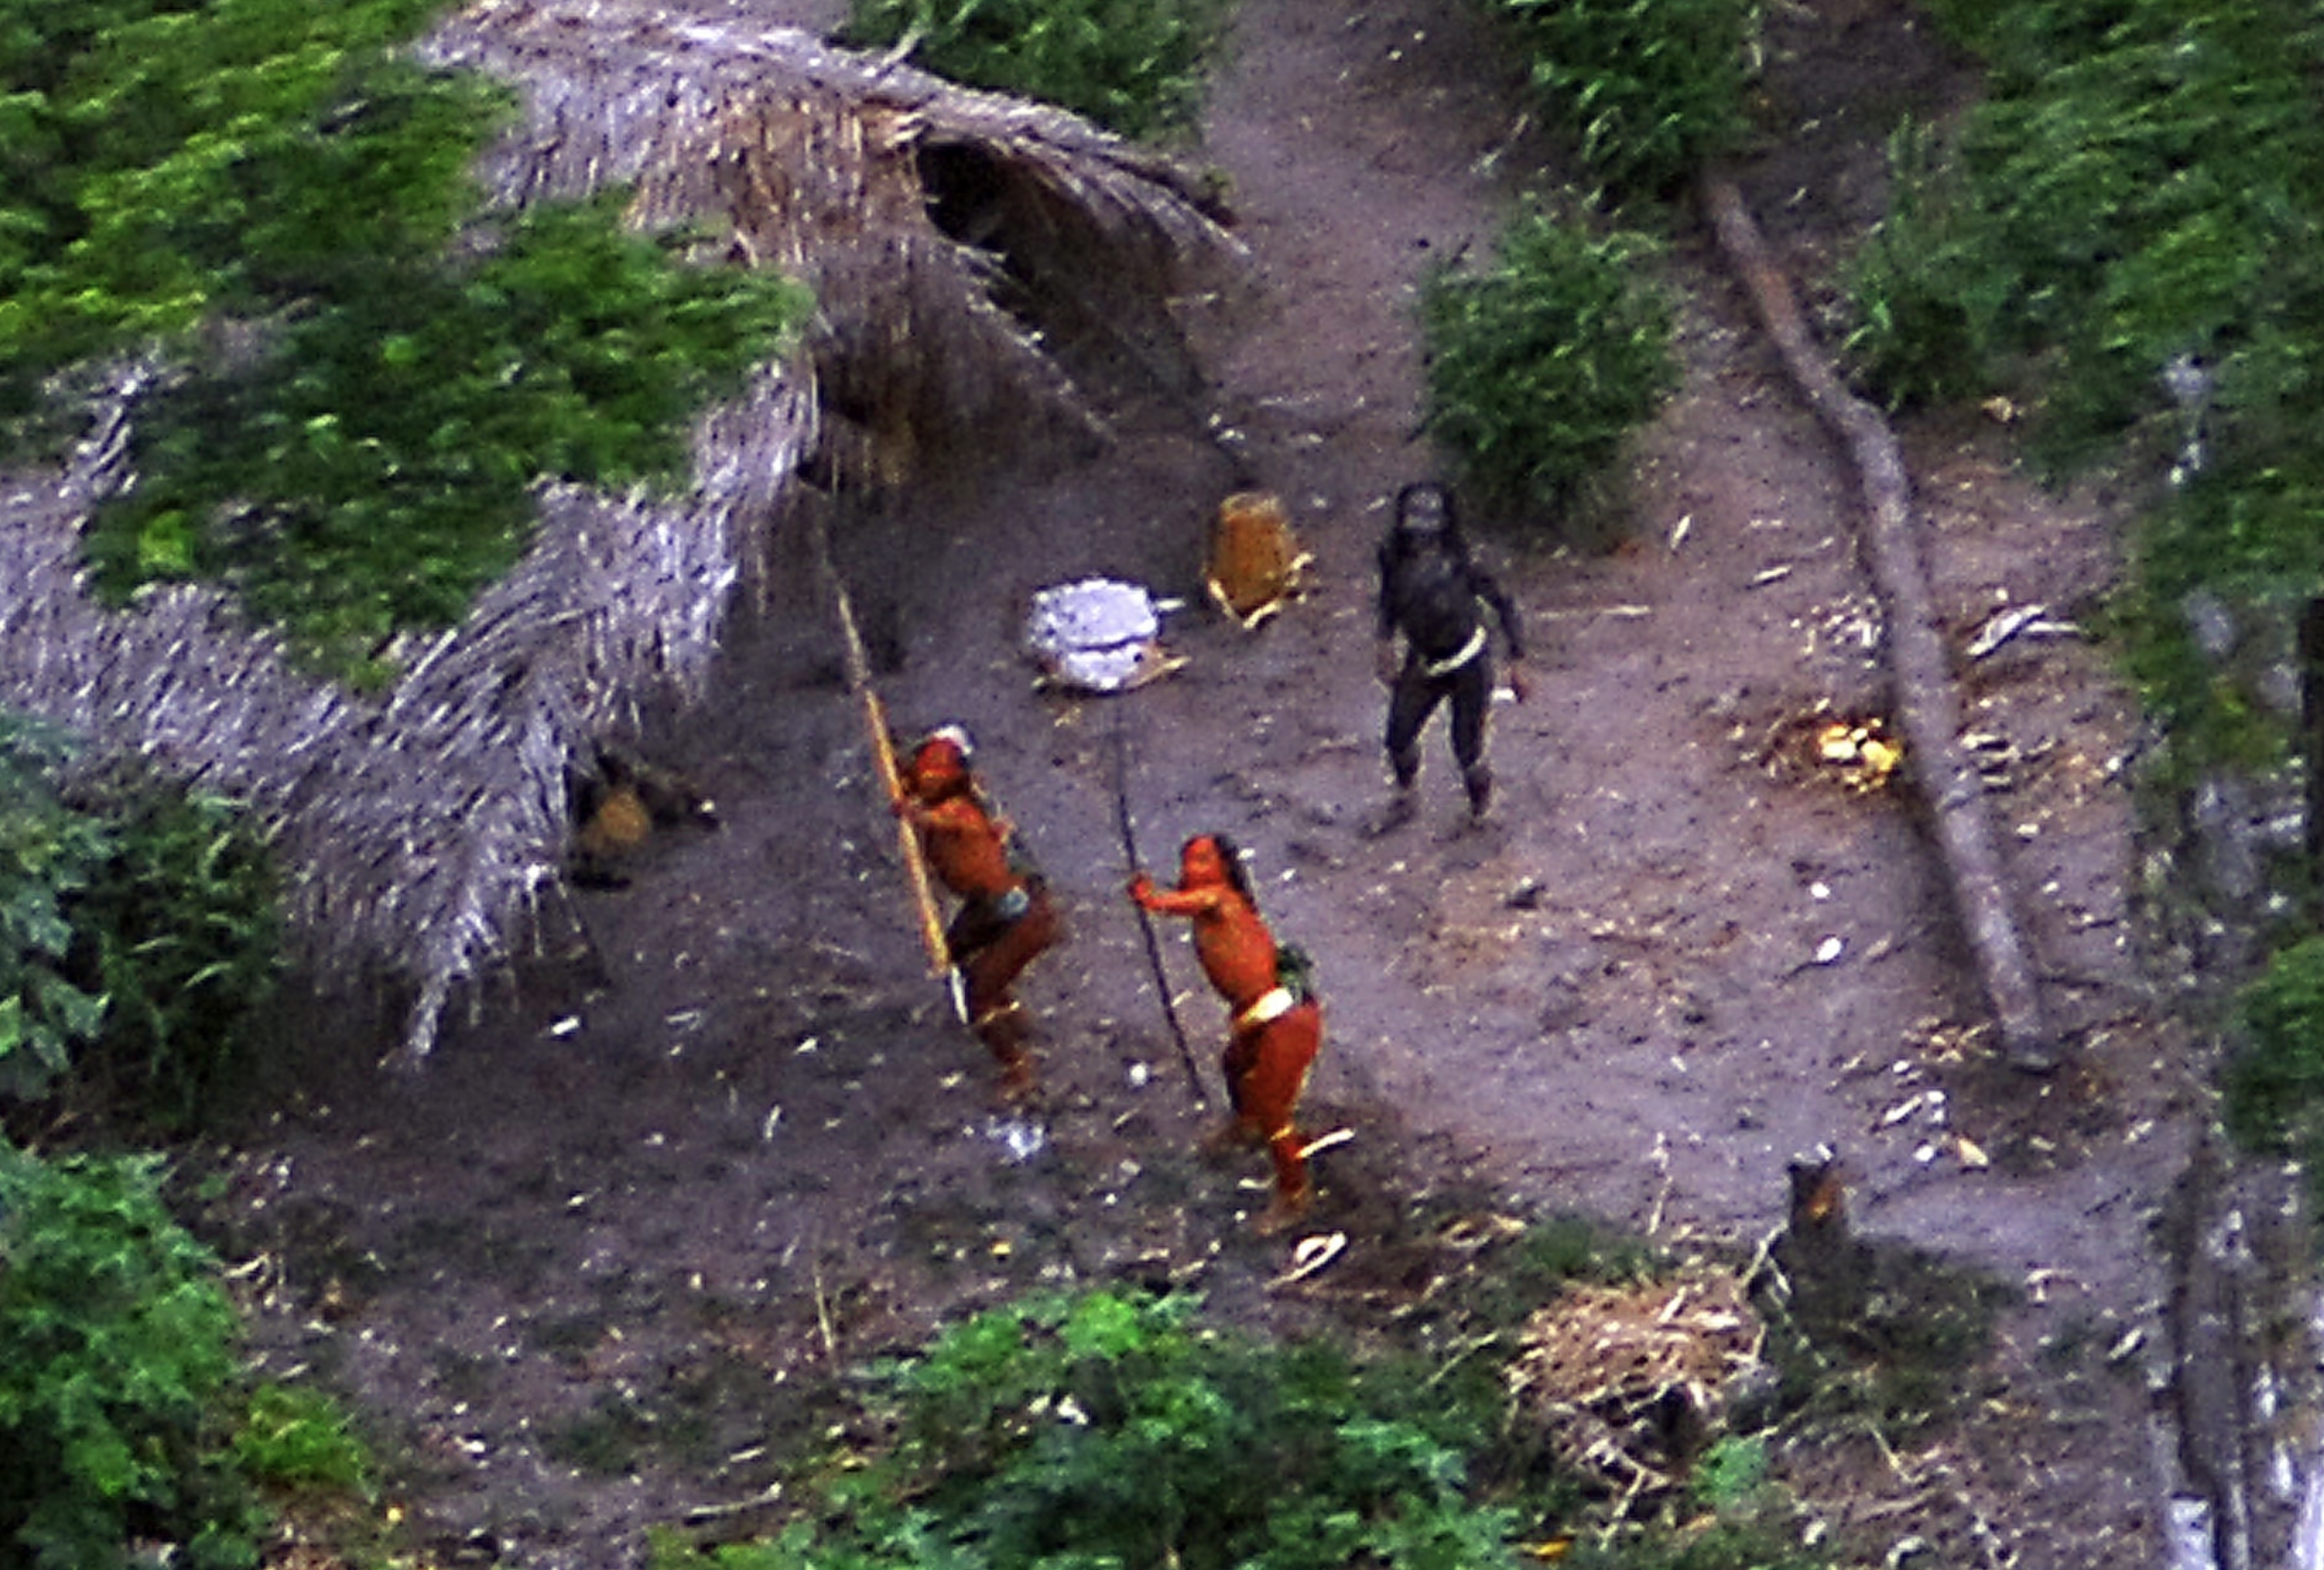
[423,0,1246,479]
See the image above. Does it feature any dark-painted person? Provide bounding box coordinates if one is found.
[1372,480,1527,830]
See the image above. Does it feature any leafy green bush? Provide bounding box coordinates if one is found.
[1841,0,2324,459]
[1418,208,1678,531]
[2224,936,2324,1195]
[1959,0,2324,472]
[1564,1517,1827,1570]
[1836,0,2324,796]
[839,0,1232,142]
[233,1382,372,1495]
[0,1139,254,1569]
[0,0,456,420]
[63,768,284,1128]
[86,190,806,685]
[1489,0,1754,196]
[661,1288,1548,1569]
[2,2,810,685]
[0,715,113,1103]
[0,712,284,1124]
[1842,118,2001,413]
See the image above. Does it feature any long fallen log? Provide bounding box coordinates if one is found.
[1698,176,2057,1072]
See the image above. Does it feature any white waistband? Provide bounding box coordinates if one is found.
[1235,985,1297,1030]
[1420,625,1488,678]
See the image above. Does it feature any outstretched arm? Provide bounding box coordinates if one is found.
[1129,876,1225,918]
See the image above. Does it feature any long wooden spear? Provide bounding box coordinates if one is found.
[1112,702,1210,1106]
[811,514,950,976]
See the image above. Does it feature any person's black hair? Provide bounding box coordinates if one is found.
[1198,831,1261,907]
[1391,480,1467,556]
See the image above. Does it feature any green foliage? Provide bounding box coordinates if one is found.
[63,767,284,1128]
[1841,0,2324,454]
[0,712,284,1124]
[839,0,1232,143]
[0,715,113,1103]
[1564,1516,1826,1570]
[233,1383,371,1495]
[1956,0,2324,469]
[1686,1434,1767,1513]
[2224,937,2324,1197]
[1455,1214,1665,1333]
[1842,117,2003,412]
[2,1,810,685]
[2110,475,2323,791]
[0,1139,257,1569]
[1417,207,1678,531]
[1836,0,2324,800]
[83,192,808,683]
[681,1288,1542,1569]
[0,0,455,416]
[0,1141,378,1565]
[1755,1243,2012,1440]
[1489,0,1754,196]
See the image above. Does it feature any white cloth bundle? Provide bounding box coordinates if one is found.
[1024,578,1174,692]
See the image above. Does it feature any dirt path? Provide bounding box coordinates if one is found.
[205,1,2196,1564]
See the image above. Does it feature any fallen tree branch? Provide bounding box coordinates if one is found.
[1698,176,2056,1072]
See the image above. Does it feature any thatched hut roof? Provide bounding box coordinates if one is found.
[0,1,1244,1062]
[423,0,1245,472]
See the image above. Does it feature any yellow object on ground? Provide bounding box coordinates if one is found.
[1206,491,1311,628]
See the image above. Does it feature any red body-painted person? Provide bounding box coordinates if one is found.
[1129,834,1322,1234]
[894,727,1061,1102]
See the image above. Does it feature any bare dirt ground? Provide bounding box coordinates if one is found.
[193,0,2199,1564]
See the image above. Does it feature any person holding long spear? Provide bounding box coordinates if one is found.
[812,512,1059,1104]
[892,726,1062,1104]
[1129,833,1323,1235]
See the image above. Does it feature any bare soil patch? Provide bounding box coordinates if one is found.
[191,1,2194,1564]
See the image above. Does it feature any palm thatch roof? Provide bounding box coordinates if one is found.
[5,357,815,1062]
[0,0,1244,1063]
[423,0,1245,475]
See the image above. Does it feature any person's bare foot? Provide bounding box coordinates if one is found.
[1250,1189,1312,1237]
[1198,1119,1256,1159]
[1361,794,1416,839]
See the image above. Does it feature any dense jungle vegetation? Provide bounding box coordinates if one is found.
[6,0,2324,1562]
[1837,0,2324,1194]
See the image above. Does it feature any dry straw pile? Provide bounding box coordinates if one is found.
[1506,1266,1766,1503]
